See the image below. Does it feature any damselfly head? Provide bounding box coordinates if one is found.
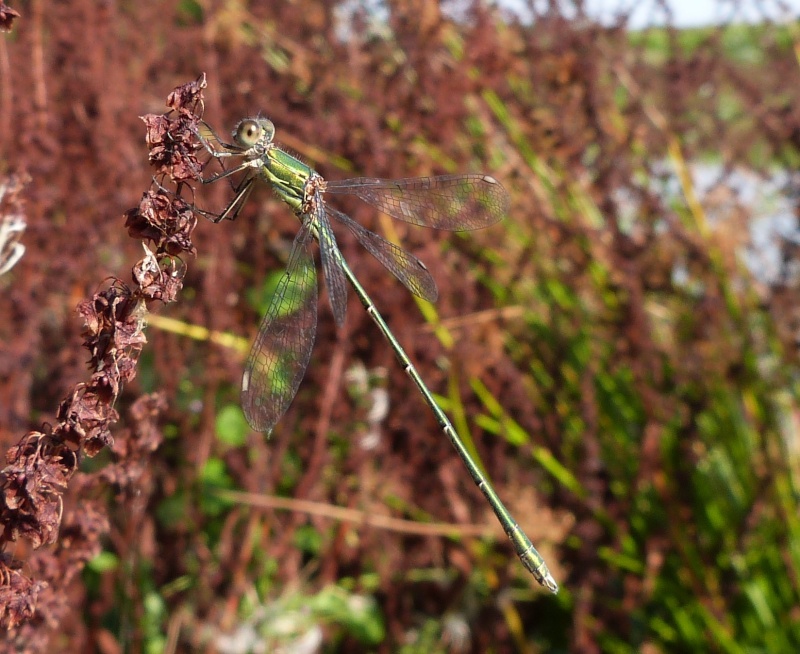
[233,118,275,148]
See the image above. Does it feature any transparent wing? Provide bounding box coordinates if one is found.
[325,174,509,230]
[314,195,348,327]
[329,208,438,303]
[241,225,317,433]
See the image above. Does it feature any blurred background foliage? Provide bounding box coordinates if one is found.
[2,0,800,651]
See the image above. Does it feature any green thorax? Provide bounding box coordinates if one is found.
[258,146,317,214]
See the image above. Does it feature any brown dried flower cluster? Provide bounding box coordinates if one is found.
[0,75,206,631]
[0,2,20,32]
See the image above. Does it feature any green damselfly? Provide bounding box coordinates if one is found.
[196,117,558,592]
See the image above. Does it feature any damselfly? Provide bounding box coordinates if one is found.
[195,117,558,592]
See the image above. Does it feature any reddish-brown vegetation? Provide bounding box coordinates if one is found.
[1,1,800,651]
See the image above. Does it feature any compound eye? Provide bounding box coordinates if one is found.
[259,119,275,143]
[234,119,263,147]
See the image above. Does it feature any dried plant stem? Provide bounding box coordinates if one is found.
[0,75,207,634]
